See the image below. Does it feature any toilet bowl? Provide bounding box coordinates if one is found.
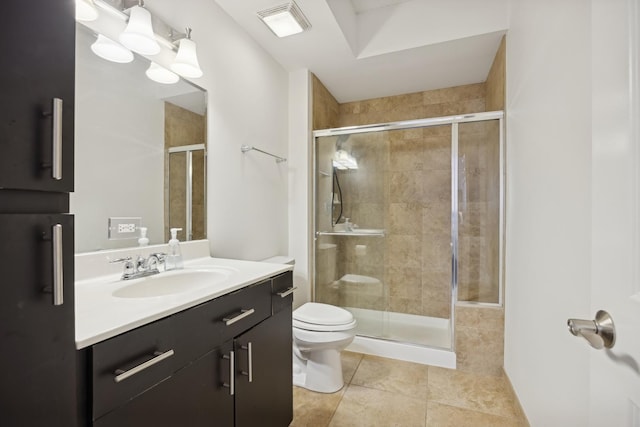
[292,302,356,393]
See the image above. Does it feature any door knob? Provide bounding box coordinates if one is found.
[567,310,616,349]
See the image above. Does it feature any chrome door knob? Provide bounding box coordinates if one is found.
[567,310,616,349]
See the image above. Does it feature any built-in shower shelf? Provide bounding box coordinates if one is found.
[316,230,385,237]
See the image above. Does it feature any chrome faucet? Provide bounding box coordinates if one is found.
[110,253,166,280]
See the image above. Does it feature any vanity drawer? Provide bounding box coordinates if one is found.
[272,271,294,314]
[91,316,177,420]
[215,279,272,343]
[172,279,272,363]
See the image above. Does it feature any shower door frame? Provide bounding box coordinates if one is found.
[312,110,505,350]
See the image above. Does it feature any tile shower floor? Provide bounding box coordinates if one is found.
[290,352,528,427]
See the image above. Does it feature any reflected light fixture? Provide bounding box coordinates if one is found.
[170,28,203,78]
[76,0,99,22]
[119,3,161,55]
[257,1,311,38]
[91,34,134,63]
[146,62,180,84]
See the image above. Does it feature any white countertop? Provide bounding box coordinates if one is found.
[75,256,292,349]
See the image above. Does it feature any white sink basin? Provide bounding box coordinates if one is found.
[112,268,235,298]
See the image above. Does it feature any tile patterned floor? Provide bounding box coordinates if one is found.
[290,352,528,427]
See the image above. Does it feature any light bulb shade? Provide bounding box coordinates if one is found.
[170,38,203,78]
[146,62,180,84]
[76,0,99,22]
[119,5,160,55]
[91,34,134,63]
[257,1,311,38]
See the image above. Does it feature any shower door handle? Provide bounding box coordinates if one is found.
[567,310,616,349]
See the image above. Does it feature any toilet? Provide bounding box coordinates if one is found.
[292,302,357,393]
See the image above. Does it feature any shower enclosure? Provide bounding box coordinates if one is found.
[312,111,504,355]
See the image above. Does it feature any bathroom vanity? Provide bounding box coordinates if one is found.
[76,253,294,427]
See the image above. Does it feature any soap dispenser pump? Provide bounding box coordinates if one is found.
[138,227,149,246]
[166,227,183,270]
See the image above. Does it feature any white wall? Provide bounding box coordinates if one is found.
[288,69,312,308]
[149,0,290,260]
[504,0,592,424]
[73,26,164,252]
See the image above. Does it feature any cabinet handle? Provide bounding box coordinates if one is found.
[113,349,175,383]
[223,308,255,326]
[222,351,235,395]
[52,98,63,180]
[241,342,253,383]
[52,224,64,306]
[277,286,297,298]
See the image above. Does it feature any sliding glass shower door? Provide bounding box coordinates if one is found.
[313,112,504,351]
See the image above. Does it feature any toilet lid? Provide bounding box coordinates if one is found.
[293,302,354,326]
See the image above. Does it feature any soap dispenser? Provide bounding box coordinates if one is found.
[138,227,149,246]
[166,228,184,270]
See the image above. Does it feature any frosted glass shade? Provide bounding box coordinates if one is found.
[170,38,203,78]
[261,11,303,37]
[76,0,99,22]
[146,62,179,84]
[119,5,160,55]
[91,34,134,63]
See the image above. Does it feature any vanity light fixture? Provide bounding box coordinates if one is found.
[76,0,99,22]
[170,28,203,78]
[146,62,180,84]
[257,1,311,38]
[119,2,161,55]
[91,34,134,63]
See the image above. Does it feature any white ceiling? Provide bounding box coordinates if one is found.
[214,0,508,103]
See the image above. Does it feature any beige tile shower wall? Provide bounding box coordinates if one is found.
[312,74,340,130]
[331,84,487,317]
[486,36,506,112]
[164,102,206,241]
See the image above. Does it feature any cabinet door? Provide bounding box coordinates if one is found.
[0,1,75,192]
[94,342,234,427]
[235,308,293,427]
[0,214,76,427]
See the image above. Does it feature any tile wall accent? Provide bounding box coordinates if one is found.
[314,78,498,317]
[486,35,507,111]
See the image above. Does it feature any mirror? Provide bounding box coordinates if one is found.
[71,24,207,253]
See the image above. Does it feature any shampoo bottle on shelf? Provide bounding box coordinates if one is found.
[166,228,184,270]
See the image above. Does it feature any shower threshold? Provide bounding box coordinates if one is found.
[345,307,455,368]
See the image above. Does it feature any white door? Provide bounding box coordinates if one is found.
[590,0,640,424]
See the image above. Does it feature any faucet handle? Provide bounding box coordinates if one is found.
[109,256,132,264]
[149,252,167,262]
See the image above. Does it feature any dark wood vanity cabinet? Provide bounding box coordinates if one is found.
[0,2,77,426]
[0,0,75,193]
[94,343,234,427]
[0,214,76,426]
[87,271,293,427]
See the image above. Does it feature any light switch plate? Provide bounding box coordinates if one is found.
[108,217,141,240]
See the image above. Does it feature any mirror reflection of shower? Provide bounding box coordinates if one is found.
[164,101,207,244]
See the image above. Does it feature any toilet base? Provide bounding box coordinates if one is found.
[292,347,345,393]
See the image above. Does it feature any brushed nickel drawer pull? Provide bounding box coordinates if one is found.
[240,342,253,383]
[52,224,64,306]
[222,351,235,395]
[51,98,63,180]
[223,308,255,326]
[113,349,175,383]
[277,286,297,298]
